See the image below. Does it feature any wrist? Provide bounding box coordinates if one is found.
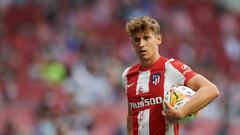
[177,108,187,119]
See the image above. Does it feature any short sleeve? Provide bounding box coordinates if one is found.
[121,67,130,93]
[170,59,197,85]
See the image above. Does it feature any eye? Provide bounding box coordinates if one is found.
[132,38,140,44]
[143,36,150,40]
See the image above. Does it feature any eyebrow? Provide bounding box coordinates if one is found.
[133,34,150,38]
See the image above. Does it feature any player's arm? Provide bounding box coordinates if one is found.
[178,74,220,117]
[163,74,220,122]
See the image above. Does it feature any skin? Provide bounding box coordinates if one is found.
[131,30,161,68]
[127,30,220,134]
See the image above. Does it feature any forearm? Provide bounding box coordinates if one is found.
[127,114,133,135]
[179,85,219,116]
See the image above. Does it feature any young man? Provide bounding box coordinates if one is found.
[122,16,220,135]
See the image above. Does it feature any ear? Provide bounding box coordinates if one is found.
[156,34,162,45]
[130,38,134,46]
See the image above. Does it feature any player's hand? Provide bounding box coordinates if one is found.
[162,101,185,123]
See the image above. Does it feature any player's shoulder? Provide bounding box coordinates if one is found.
[121,64,140,89]
[167,58,196,75]
[164,57,191,71]
[165,57,186,66]
[122,66,131,78]
[166,57,182,63]
[159,56,181,64]
[122,63,140,77]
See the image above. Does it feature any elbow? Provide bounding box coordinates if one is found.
[211,84,220,98]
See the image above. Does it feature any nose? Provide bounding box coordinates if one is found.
[139,39,146,48]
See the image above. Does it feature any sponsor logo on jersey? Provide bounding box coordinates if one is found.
[181,65,191,75]
[129,96,163,109]
[152,72,160,85]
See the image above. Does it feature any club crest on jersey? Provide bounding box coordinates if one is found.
[152,72,160,85]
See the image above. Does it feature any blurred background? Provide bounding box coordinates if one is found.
[0,0,240,135]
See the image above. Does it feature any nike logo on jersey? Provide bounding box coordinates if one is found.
[127,83,135,88]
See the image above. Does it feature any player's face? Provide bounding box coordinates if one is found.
[131,30,161,61]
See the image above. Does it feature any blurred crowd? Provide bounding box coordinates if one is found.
[0,0,240,135]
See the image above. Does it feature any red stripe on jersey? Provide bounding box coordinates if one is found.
[174,124,179,135]
[132,113,139,135]
[126,64,141,102]
[126,64,141,135]
[149,57,167,135]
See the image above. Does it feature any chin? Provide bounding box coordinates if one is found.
[138,53,150,60]
[140,56,150,60]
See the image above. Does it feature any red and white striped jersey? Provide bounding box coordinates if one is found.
[122,56,196,135]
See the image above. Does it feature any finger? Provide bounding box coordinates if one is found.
[162,111,171,120]
[162,111,170,123]
[162,111,166,117]
[164,101,174,110]
[169,118,179,123]
[169,87,176,92]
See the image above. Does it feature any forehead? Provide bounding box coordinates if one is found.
[132,30,155,38]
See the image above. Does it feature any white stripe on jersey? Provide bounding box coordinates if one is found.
[164,59,185,96]
[164,59,185,135]
[136,70,151,95]
[138,109,150,135]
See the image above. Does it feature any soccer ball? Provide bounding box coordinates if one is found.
[163,86,197,124]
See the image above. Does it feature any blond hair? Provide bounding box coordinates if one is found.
[126,16,160,36]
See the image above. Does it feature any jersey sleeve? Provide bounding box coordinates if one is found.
[121,67,130,94]
[170,59,197,85]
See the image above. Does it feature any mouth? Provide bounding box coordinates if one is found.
[140,50,147,54]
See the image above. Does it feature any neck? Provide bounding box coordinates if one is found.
[141,53,160,68]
